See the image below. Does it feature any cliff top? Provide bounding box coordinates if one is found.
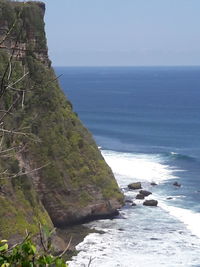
[11,1,45,14]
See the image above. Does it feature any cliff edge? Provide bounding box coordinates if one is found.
[0,0,123,243]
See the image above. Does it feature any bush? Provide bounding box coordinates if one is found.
[0,237,68,267]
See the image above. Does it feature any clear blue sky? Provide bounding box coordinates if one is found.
[40,0,200,66]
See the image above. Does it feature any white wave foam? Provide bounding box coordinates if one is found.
[160,202,200,238]
[101,150,200,238]
[170,151,178,155]
[69,149,200,266]
[101,150,180,186]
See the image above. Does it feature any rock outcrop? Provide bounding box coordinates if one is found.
[0,1,123,243]
[136,193,145,200]
[128,182,142,190]
[139,190,152,197]
[143,200,158,206]
[173,181,181,187]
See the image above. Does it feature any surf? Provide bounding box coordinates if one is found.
[101,149,181,185]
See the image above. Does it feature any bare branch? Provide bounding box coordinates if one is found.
[0,163,50,180]
[0,128,30,136]
[22,90,25,109]
[0,95,20,122]
[0,42,19,97]
[46,74,63,85]
[6,72,29,89]
[38,222,48,253]
[6,86,30,92]
[7,231,31,253]
[0,10,27,98]
[59,236,72,258]
[87,257,95,267]
[10,163,50,179]
[0,146,19,155]
[0,169,8,176]
[0,0,27,46]
[0,132,4,151]
[7,61,12,81]
[0,110,13,115]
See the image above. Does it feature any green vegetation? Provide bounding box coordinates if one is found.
[0,237,68,267]
[0,0,123,251]
[0,0,46,50]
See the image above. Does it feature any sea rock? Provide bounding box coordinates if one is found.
[136,193,145,199]
[128,182,142,190]
[150,182,157,186]
[131,202,137,206]
[143,200,158,206]
[150,237,160,241]
[173,181,181,187]
[125,198,133,204]
[166,197,173,200]
[139,190,152,197]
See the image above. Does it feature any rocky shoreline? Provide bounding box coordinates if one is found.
[125,179,182,208]
[126,181,158,206]
[55,225,103,260]
[67,179,183,261]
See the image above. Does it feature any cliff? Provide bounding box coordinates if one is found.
[0,0,123,244]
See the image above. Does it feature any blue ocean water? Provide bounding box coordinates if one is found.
[55,67,200,266]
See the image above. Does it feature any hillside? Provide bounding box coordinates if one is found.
[0,0,123,245]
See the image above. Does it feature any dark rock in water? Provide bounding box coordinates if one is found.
[167,197,173,200]
[125,199,133,204]
[150,182,157,186]
[136,193,145,199]
[118,213,126,219]
[139,190,152,197]
[118,228,124,231]
[131,202,137,206]
[173,181,181,187]
[143,228,151,231]
[143,200,158,206]
[128,182,142,190]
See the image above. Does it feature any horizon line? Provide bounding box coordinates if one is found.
[53,65,200,68]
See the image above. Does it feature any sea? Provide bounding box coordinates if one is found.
[55,66,200,267]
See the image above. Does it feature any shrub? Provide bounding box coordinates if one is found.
[0,237,68,267]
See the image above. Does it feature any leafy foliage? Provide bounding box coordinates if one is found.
[0,238,68,267]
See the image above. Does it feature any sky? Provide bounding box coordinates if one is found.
[39,0,200,66]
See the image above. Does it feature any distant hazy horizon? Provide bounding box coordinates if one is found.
[40,0,200,66]
[53,65,200,67]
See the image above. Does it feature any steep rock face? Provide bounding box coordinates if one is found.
[0,1,123,240]
[0,1,49,64]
